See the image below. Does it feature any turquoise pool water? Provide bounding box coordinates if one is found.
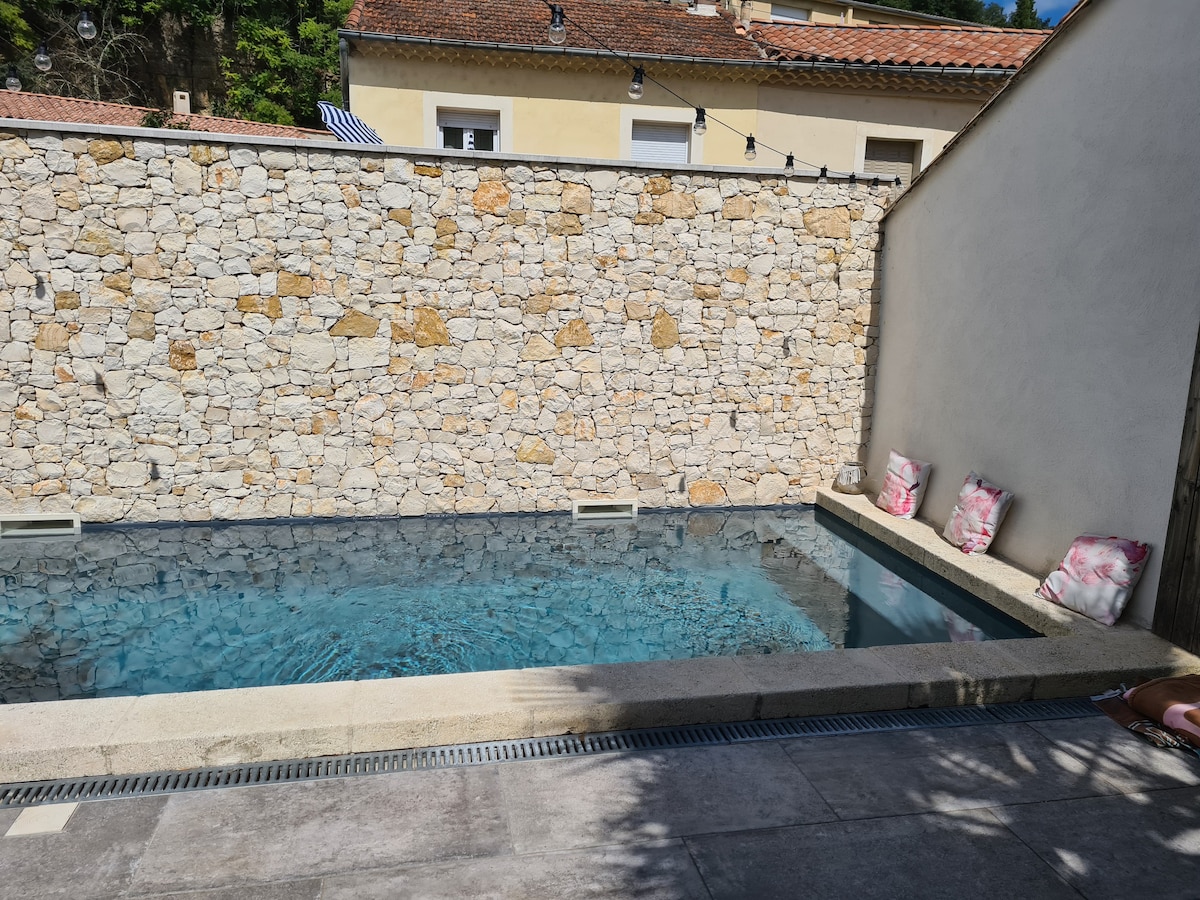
[0,507,1035,702]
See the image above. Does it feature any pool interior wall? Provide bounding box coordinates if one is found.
[0,505,1032,703]
[0,490,1196,784]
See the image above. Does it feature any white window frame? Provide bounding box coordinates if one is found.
[422,94,513,153]
[854,125,933,177]
[620,106,704,165]
[437,109,501,152]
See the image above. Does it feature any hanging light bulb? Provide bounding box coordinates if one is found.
[5,66,21,92]
[693,107,706,135]
[743,134,756,161]
[818,165,828,185]
[548,4,566,44]
[627,67,644,100]
[848,171,857,188]
[894,175,903,187]
[33,43,52,73]
[783,153,795,177]
[76,10,98,40]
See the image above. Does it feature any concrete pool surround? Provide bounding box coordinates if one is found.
[1,489,1197,784]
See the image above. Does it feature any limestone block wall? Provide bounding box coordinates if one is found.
[0,125,885,524]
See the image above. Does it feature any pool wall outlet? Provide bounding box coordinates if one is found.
[571,499,639,521]
[0,513,83,539]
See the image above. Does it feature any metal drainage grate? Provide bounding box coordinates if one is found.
[0,698,1100,809]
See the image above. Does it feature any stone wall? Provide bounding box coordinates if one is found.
[0,125,884,524]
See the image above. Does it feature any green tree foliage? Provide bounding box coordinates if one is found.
[0,0,350,127]
[1008,0,1050,28]
[870,0,1048,27]
[217,0,351,126]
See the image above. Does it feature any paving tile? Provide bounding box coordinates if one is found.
[0,796,166,900]
[5,802,77,836]
[128,768,510,893]
[319,840,711,900]
[1028,716,1200,794]
[994,786,1200,900]
[780,722,1120,818]
[686,809,1082,900]
[498,742,835,854]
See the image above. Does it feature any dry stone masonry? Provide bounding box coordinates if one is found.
[0,126,885,523]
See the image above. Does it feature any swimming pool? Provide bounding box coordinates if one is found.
[0,507,1036,702]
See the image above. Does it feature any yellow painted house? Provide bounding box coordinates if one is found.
[340,0,1048,178]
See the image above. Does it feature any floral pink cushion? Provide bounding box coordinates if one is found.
[1036,535,1150,625]
[875,450,932,519]
[942,473,1013,555]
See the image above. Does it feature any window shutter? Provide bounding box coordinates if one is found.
[438,111,500,132]
[631,122,689,164]
[864,139,917,184]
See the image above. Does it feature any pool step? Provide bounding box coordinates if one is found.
[0,698,1100,808]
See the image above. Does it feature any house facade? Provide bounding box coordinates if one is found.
[340,0,1047,177]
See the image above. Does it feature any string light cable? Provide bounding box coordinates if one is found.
[537,0,907,186]
[540,0,830,176]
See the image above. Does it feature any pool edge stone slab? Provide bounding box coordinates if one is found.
[1,493,1199,784]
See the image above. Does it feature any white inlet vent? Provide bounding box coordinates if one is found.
[571,499,638,521]
[0,513,82,539]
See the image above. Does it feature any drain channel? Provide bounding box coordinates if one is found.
[0,698,1099,808]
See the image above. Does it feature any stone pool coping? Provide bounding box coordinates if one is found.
[2,490,1198,784]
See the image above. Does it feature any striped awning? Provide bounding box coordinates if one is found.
[317,101,384,145]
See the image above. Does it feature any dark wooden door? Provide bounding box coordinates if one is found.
[1154,323,1200,654]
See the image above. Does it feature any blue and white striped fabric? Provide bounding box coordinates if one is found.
[317,101,384,145]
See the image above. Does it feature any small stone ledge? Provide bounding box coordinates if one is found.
[817,487,1200,699]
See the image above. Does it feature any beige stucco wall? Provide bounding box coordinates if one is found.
[868,0,1200,629]
[348,53,982,173]
[757,85,979,175]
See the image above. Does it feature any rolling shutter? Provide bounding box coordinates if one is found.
[631,122,689,164]
[864,139,917,184]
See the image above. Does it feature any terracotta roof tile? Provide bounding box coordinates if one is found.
[0,91,331,140]
[345,0,763,61]
[752,21,1050,69]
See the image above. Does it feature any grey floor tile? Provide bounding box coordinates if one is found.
[128,881,321,900]
[128,768,510,894]
[499,743,835,854]
[320,840,711,900]
[1028,716,1200,794]
[781,721,1120,818]
[0,796,167,900]
[686,809,1083,900]
[994,786,1200,900]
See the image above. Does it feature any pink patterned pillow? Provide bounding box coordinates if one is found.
[1036,535,1151,625]
[875,450,932,519]
[942,472,1013,555]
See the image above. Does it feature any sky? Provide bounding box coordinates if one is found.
[1003,0,1078,25]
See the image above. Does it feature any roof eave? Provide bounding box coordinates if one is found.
[339,29,1017,78]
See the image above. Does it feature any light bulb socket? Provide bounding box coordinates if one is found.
[783,153,795,176]
[548,4,566,44]
[628,67,644,100]
[693,107,706,135]
[5,65,21,93]
[77,10,98,40]
[744,134,756,161]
